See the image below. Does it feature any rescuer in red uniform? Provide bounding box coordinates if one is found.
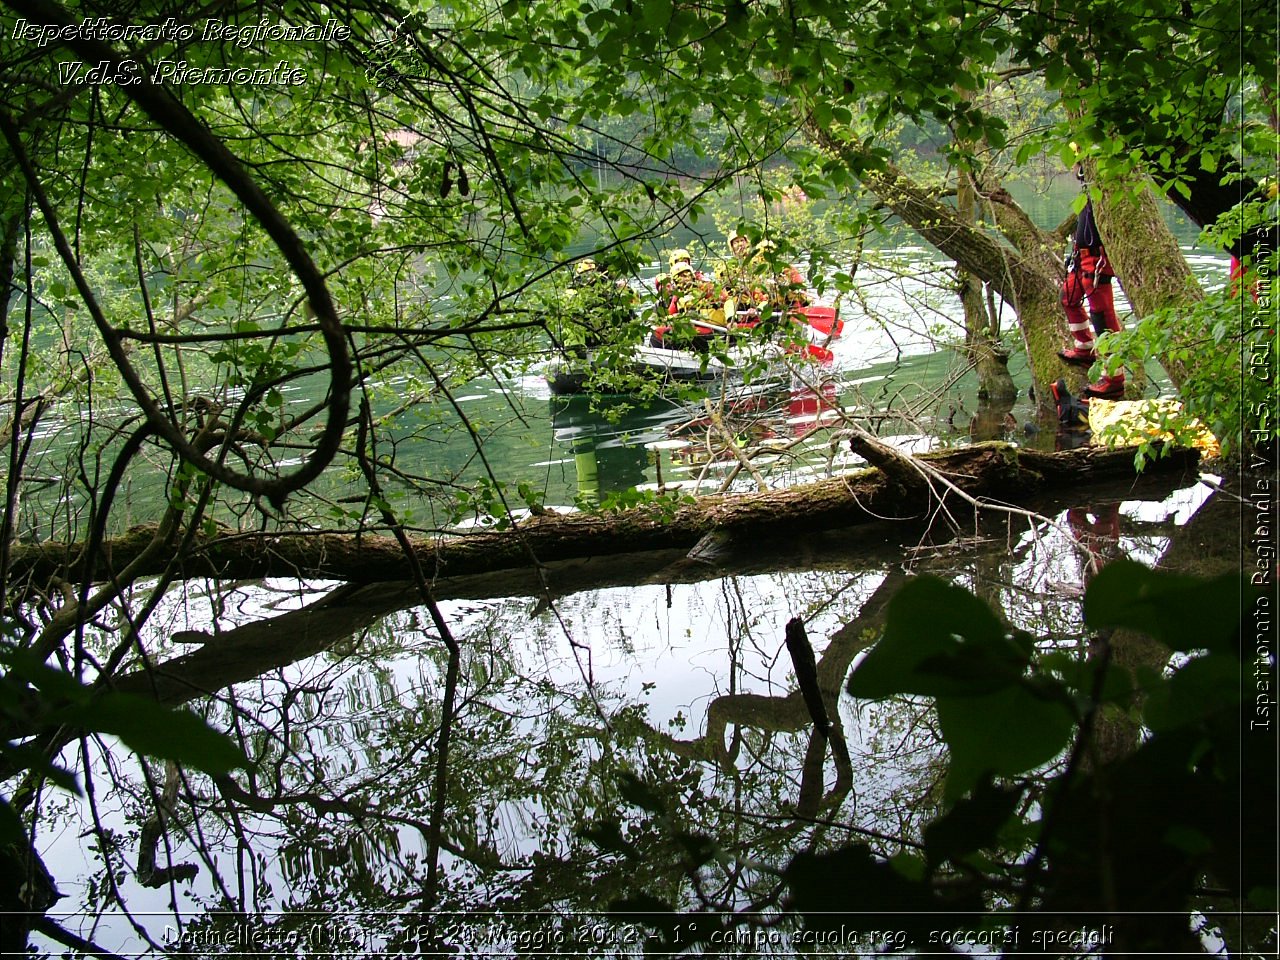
[1058,176,1125,399]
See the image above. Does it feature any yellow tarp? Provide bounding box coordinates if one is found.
[1087,398,1221,457]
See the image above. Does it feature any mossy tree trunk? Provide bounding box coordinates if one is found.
[1090,173,1207,391]
[861,163,1084,415]
[805,128,1087,414]
[959,267,1018,402]
[957,174,1017,402]
[804,126,1213,413]
[6,444,1201,589]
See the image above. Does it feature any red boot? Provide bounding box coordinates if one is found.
[1082,374,1125,400]
[1058,347,1098,366]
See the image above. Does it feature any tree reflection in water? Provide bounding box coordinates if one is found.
[31,471,1241,956]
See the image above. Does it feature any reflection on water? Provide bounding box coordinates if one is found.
[35,465,1235,956]
[20,220,1243,954]
[550,378,853,503]
[549,394,675,505]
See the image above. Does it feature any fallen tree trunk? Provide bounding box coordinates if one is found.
[8,442,1201,588]
[105,461,1200,714]
[0,455,1209,767]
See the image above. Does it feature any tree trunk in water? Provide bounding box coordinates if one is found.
[800,129,1089,414]
[957,166,1017,403]
[804,126,1218,414]
[959,268,1017,402]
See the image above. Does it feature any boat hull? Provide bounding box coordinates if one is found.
[546,344,738,395]
[546,303,840,396]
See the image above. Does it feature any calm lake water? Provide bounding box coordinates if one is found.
[24,193,1249,956]
[17,180,1227,534]
[38,466,1233,955]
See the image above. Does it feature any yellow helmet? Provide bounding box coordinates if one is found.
[672,262,694,276]
[575,258,598,274]
[668,248,691,265]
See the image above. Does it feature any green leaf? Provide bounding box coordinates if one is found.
[937,683,1075,802]
[0,741,80,795]
[784,844,980,935]
[579,819,637,857]
[1040,650,1133,705]
[640,0,673,29]
[1163,823,1214,856]
[673,830,717,868]
[617,771,666,813]
[889,850,927,881]
[923,778,1023,868]
[606,895,687,944]
[0,798,25,849]
[3,649,85,702]
[1083,560,1247,655]
[54,693,249,775]
[847,576,1023,699]
[1143,654,1240,732]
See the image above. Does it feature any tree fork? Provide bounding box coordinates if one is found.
[801,126,1083,413]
